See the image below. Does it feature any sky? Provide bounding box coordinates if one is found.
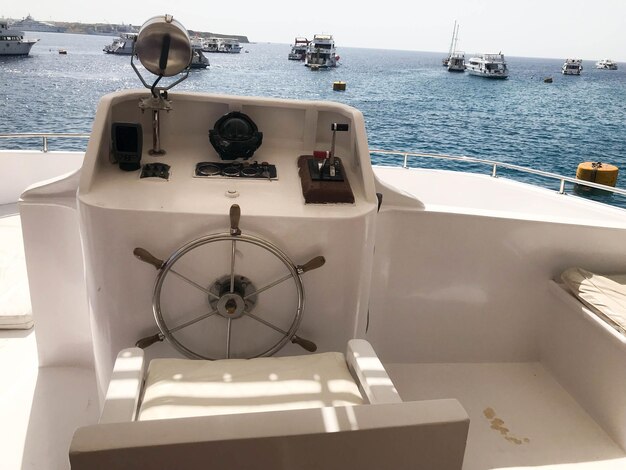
[4,0,626,61]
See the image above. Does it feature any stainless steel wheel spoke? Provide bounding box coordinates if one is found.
[229,240,236,294]
[169,308,218,334]
[171,269,220,300]
[226,318,232,359]
[243,272,292,300]
[244,310,289,336]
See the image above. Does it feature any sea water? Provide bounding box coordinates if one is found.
[2,32,626,204]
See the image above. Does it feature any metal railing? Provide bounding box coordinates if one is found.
[0,133,90,152]
[0,135,624,199]
[370,149,626,198]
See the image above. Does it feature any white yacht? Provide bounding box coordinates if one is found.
[442,21,459,67]
[9,14,63,33]
[0,21,38,56]
[288,37,309,60]
[446,23,464,72]
[3,14,626,470]
[103,33,138,55]
[466,53,509,78]
[596,59,618,70]
[218,38,243,53]
[448,51,465,72]
[202,37,220,52]
[562,58,583,75]
[305,34,339,68]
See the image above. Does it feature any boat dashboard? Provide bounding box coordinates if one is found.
[78,91,377,216]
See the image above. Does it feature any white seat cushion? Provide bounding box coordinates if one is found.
[561,267,626,333]
[0,215,33,330]
[138,352,364,421]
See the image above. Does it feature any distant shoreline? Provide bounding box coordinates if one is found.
[5,17,249,43]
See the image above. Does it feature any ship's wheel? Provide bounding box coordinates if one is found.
[134,204,323,359]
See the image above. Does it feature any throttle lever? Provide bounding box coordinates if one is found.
[329,122,349,174]
[230,204,241,236]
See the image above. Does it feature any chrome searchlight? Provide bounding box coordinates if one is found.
[135,14,192,77]
[131,14,192,155]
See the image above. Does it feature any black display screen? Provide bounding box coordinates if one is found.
[115,125,139,152]
[111,122,142,171]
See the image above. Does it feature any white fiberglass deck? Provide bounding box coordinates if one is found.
[4,335,626,469]
[0,204,99,470]
[387,362,626,470]
[374,166,626,226]
[0,329,99,470]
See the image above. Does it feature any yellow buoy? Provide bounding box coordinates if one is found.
[333,81,346,91]
[576,161,619,187]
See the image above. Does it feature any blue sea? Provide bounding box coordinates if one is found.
[2,32,626,204]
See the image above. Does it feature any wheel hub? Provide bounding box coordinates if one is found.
[209,274,257,319]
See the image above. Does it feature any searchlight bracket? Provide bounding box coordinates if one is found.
[131,14,193,155]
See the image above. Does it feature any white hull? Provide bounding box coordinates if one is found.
[447,54,465,72]
[103,34,137,55]
[305,34,338,68]
[0,21,38,56]
[466,66,508,78]
[596,59,617,70]
[562,59,583,75]
[0,39,37,56]
[466,53,508,79]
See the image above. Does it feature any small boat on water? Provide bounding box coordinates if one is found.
[218,38,243,53]
[202,37,220,53]
[562,58,583,75]
[103,33,137,55]
[0,20,38,56]
[442,20,459,67]
[466,53,509,79]
[305,34,339,69]
[447,51,465,72]
[596,59,617,70]
[288,37,309,60]
[190,46,210,69]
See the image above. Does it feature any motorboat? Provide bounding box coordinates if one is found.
[596,59,618,70]
[103,33,138,55]
[0,20,38,56]
[562,58,583,75]
[3,14,626,470]
[442,20,459,67]
[305,34,339,68]
[466,53,509,78]
[218,38,243,53]
[202,37,220,52]
[190,46,210,69]
[288,37,309,60]
[447,51,465,72]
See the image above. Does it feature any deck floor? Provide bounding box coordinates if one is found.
[386,362,626,469]
[0,330,99,470]
[3,331,626,469]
